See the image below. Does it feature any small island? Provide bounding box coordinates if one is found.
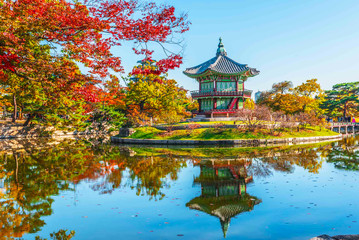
[112,39,342,146]
[127,125,339,140]
[112,123,340,146]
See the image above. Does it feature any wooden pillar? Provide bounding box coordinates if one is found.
[242,80,245,107]
[198,99,202,112]
[214,80,217,92]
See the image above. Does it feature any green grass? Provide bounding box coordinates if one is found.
[128,127,163,139]
[127,126,339,140]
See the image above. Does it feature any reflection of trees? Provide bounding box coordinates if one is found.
[121,154,186,200]
[35,229,75,240]
[186,159,261,238]
[138,144,325,176]
[247,159,273,177]
[327,136,359,171]
[0,137,353,238]
[183,147,323,178]
[68,146,187,199]
[0,182,31,239]
[0,141,188,238]
[0,153,66,239]
[259,148,323,174]
[0,141,91,239]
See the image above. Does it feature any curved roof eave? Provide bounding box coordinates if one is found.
[183,38,260,79]
[183,69,260,79]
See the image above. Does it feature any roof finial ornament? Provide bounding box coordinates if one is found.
[216,37,227,56]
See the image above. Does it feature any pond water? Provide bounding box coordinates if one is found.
[1,137,359,240]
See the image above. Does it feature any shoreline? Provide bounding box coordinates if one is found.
[111,134,342,146]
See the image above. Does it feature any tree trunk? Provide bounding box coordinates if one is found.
[19,107,22,120]
[2,105,5,120]
[343,103,347,120]
[139,102,144,111]
[19,104,24,120]
[12,94,17,123]
[14,153,18,184]
[23,113,34,126]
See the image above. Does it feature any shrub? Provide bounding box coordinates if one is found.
[186,123,201,136]
[236,105,271,132]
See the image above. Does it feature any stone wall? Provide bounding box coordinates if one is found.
[0,133,113,153]
[118,128,136,137]
[0,124,118,140]
[0,137,73,152]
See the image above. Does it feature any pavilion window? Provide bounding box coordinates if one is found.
[201,82,214,92]
[217,81,236,91]
[201,99,213,111]
[216,98,231,109]
[203,186,216,196]
[218,168,233,179]
[219,185,238,196]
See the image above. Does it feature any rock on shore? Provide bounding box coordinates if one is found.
[311,234,359,240]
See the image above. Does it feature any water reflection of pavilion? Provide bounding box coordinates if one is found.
[186,159,261,238]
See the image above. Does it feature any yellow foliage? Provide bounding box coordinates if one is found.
[259,79,323,115]
[244,98,255,110]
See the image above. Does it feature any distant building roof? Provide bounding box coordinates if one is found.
[183,38,260,78]
[254,91,262,103]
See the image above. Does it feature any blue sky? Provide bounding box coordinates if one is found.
[115,0,359,92]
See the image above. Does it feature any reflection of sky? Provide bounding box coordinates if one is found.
[22,160,359,240]
[0,179,4,195]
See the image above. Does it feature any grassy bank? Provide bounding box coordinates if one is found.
[126,126,339,140]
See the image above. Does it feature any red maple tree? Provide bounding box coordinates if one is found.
[0,0,189,125]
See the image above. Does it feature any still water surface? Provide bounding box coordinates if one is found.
[1,137,359,240]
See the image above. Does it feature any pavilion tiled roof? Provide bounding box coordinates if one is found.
[187,195,258,222]
[183,38,260,78]
[186,195,261,238]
